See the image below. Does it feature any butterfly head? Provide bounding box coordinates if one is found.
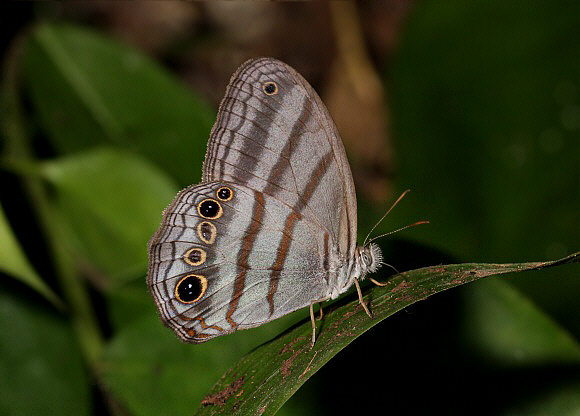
[358,243,382,276]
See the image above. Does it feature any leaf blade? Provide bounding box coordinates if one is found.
[196,253,580,415]
[38,147,178,281]
[23,22,214,185]
[0,202,62,307]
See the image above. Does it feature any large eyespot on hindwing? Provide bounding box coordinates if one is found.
[197,221,216,244]
[216,186,233,201]
[198,198,222,219]
[175,274,207,304]
[184,247,206,266]
[262,81,278,96]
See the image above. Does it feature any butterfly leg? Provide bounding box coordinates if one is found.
[368,262,399,286]
[309,302,317,348]
[354,278,373,318]
[369,277,389,286]
[309,298,329,348]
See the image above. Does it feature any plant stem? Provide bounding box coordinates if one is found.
[1,33,104,364]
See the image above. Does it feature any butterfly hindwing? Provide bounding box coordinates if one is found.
[148,181,330,342]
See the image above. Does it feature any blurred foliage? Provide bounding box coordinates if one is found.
[0,2,578,415]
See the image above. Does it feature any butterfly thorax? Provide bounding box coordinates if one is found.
[328,243,382,299]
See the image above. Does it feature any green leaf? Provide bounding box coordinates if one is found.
[502,381,580,416]
[388,0,580,361]
[390,1,580,263]
[39,147,178,281]
[0,202,62,307]
[195,253,580,415]
[100,316,245,416]
[100,286,312,416]
[23,22,214,185]
[0,286,89,415]
[463,278,580,366]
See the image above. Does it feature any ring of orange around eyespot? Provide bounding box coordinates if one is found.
[175,274,207,304]
[197,198,222,219]
[262,81,278,96]
[197,221,217,244]
[216,186,234,201]
[184,247,206,266]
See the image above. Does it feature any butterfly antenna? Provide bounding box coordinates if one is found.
[378,261,399,274]
[363,189,411,247]
[366,220,430,246]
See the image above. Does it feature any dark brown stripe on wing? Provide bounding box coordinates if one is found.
[267,150,334,316]
[225,190,265,328]
[262,98,312,195]
[266,211,301,315]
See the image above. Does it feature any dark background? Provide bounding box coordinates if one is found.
[1,2,579,415]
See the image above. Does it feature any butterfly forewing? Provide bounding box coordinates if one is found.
[203,58,357,252]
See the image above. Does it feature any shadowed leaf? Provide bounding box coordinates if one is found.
[196,252,580,415]
[0,203,62,308]
[39,148,178,281]
[23,23,213,186]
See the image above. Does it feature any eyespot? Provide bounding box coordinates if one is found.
[262,81,278,96]
[216,186,233,201]
[198,199,222,219]
[175,274,207,304]
[184,247,206,266]
[197,221,216,244]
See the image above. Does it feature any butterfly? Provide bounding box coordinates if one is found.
[147,57,387,346]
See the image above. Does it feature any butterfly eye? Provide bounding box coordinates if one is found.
[262,81,278,95]
[184,247,206,266]
[197,221,217,244]
[216,186,233,201]
[175,274,207,303]
[198,199,222,219]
